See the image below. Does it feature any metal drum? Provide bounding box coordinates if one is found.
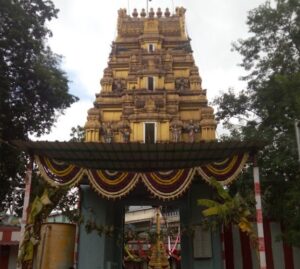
[34,223,76,269]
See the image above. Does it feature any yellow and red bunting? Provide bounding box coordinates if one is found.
[87,169,139,199]
[35,155,85,187]
[197,153,249,185]
[141,169,195,200]
[34,153,249,198]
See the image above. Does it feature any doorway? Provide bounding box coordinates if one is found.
[123,205,181,269]
[144,123,156,144]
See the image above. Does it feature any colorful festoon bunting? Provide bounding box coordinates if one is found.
[35,153,249,199]
[88,170,139,199]
[141,169,195,200]
[35,155,85,187]
[197,153,248,185]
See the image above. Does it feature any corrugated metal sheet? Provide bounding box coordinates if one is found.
[11,140,265,171]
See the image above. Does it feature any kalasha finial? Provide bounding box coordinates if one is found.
[164,8,171,17]
[140,8,146,18]
[132,8,138,17]
[149,8,154,18]
[156,8,162,18]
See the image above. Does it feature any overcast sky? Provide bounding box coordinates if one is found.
[38,0,266,141]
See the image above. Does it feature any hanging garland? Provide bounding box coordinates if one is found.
[141,169,196,200]
[35,156,84,187]
[197,153,249,185]
[87,169,139,199]
[34,153,249,199]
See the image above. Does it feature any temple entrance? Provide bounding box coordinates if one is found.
[124,205,181,269]
[77,175,226,269]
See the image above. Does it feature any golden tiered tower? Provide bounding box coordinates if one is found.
[148,210,170,269]
[84,7,217,143]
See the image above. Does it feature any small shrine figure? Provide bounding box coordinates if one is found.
[112,79,124,92]
[121,127,130,143]
[187,120,198,143]
[104,123,113,143]
[171,124,181,142]
[175,77,189,91]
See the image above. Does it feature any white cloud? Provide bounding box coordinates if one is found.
[41,0,266,141]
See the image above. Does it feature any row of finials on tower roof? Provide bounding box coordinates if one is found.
[119,7,186,18]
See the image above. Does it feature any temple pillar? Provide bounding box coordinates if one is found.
[180,180,223,269]
[78,186,123,269]
[253,157,267,269]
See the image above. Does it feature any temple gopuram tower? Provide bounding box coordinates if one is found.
[84,7,217,144]
[12,6,270,269]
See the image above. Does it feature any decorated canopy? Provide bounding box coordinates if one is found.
[12,140,264,200]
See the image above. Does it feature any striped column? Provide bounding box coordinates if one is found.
[253,158,267,269]
[17,157,33,269]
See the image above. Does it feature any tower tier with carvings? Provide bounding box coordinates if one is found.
[84,7,217,143]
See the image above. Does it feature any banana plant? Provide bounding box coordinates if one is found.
[198,178,257,248]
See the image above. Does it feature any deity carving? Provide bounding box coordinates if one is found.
[186,120,199,143]
[170,124,182,142]
[175,77,190,91]
[103,123,114,143]
[135,98,145,109]
[112,79,125,92]
[145,97,156,112]
[170,119,183,142]
[121,127,130,143]
[154,98,165,109]
[117,120,131,143]
[165,51,172,61]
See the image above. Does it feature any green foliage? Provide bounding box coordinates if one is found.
[18,184,69,264]
[69,125,85,142]
[198,179,257,248]
[214,0,300,246]
[0,0,78,212]
[84,220,114,237]
[30,174,80,222]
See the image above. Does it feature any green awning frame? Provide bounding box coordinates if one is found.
[11,140,265,172]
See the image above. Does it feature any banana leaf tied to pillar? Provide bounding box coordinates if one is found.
[18,187,69,265]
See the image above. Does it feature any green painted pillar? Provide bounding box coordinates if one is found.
[180,180,223,269]
[78,186,123,269]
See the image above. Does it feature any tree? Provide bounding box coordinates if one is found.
[0,0,78,213]
[69,125,85,142]
[214,0,300,246]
